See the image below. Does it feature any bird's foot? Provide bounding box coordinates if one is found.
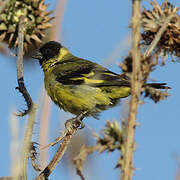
[65,112,86,133]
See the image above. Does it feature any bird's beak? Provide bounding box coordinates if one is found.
[31,51,43,60]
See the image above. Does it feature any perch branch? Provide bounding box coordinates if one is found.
[34,114,85,180]
[35,132,74,180]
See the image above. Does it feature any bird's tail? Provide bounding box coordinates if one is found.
[145,83,171,89]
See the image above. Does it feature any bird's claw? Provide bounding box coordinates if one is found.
[65,118,85,131]
[65,114,86,133]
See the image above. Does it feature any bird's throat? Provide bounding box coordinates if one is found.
[41,47,70,73]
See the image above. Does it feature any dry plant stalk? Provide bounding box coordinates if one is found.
[16,15,37,179]
[73,121,125,180]
[35,113,85,180]
[122,0,142,180]
[35,129,77,180]
[16,16,33,116]
[121,1,177,179]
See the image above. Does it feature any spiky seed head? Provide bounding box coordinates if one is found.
[0,0,53,53]
[141,0,180,58]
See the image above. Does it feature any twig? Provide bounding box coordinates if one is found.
[40,131,66,150]
[34,113,85,180]
[15,15,37,179]
[16,16,33,117]
[34,129,76,180]
[122,1,141,180]
[143,13,177,59]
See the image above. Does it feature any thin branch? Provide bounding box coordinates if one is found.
[34,130,76,180]
[15,15,37,179]
[143,13,178,59]
[122,1,141,180]
[40,131,66,150]
[34,114,85,180]
[16,16,33,117]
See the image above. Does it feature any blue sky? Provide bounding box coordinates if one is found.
[0,0,180,179]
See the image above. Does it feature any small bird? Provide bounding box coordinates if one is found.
[32,41,169,126]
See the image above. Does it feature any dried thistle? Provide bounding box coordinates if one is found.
[94,121,126,168]
[120,53,157,83]
[93,121,124,153]
[143,86,170,103]
[141,0,180,57]
[73,145,96,180]
[73,121,125,179]
[0,0,53,53]
[120,54,170,103]
[119,55,133,73]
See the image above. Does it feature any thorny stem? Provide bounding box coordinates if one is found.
[16,16,33,117]
[16,16,24,88]
[122,1,141,180]
[16,16,37,179]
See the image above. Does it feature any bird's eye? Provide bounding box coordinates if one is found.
[44,49,51,55]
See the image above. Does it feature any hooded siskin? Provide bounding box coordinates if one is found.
[32,41,168,118]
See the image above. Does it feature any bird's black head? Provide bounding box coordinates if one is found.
[32,41,62,65]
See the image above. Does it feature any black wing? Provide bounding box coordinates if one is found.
[52,57,131,87]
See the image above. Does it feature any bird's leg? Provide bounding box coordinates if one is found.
[65,112,87,133]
